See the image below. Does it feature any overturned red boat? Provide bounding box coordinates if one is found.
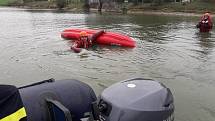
[61,28,136,47]
[196,13,213,32]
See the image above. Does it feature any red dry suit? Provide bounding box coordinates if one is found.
[197,13,213,32]
[71,30,105,53]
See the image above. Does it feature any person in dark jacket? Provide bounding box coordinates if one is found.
[71,30,105,53]
[0,85,27,121]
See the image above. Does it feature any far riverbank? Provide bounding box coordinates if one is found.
[1,0,215,17]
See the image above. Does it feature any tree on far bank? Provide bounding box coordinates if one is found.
[83,0,90,12]
[56,0,66,9]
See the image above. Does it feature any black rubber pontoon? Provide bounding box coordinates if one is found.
[19,79,97,121]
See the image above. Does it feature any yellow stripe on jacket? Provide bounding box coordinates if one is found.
[0,107,27,121]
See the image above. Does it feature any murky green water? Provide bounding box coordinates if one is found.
[0,7,215,121]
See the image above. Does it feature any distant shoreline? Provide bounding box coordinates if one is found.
[1,1,215,17]
[4,6,213,17]
[127,11,214,17]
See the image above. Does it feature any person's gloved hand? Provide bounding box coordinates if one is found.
[71,46,82,53]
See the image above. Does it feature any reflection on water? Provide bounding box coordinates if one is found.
[0,7,215,121]
[195,32,213,55]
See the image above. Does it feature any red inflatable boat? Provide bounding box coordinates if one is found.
[61,29,136,47]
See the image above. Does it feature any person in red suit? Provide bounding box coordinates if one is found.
[71,30,105,53]
[197,12,213,32]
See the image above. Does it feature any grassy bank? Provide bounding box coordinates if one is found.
[0,0,23,6]
[1,0,215,14]
[0,0,13,5]
[129,1,215,14]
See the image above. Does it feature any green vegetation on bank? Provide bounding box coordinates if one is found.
[129,1,215,13]
[0,0,23,6]
[1,0,215,14]
[0,0,13,5]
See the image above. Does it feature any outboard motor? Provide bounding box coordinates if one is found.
[98,78,174,121]
[18,79,97,121]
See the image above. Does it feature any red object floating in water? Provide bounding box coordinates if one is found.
[61,28,136,47]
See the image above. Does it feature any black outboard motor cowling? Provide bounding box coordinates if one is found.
[98,78,174,121]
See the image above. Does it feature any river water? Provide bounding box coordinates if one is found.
[0,7,215,121]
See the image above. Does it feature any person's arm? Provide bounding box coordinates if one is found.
[71,41,82,53]
[196,22,201,28]
[90,30,105,43]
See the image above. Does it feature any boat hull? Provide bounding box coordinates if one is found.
[61,29,136,47]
